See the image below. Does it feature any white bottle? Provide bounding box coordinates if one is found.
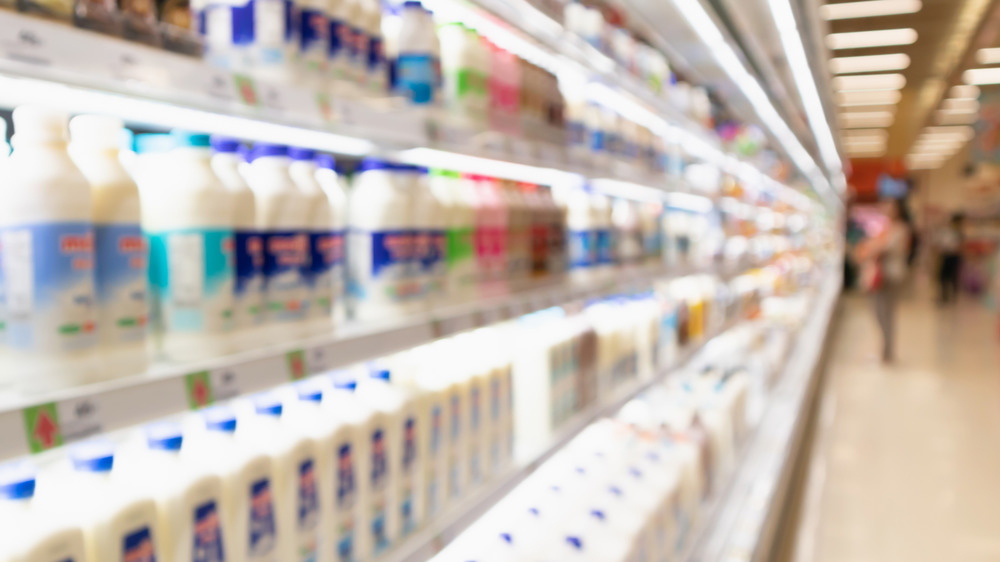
[198,0,253,72]
[137,131,235,363]
[347,159,415,321]
[210,136,266,350]
[288,147,335,337]
[410,166,446,308]
[342,0,367,87]
[63,441,164,562]
[315,154,348,322]
[438,22,479,124]
[327,0,352,85]
[431,170,477,303]
[249,0,297,83]
[563,183,596,284]
[472,175,508,297]
[399,344,449,522]
[67,115,149,381]
[395,0,436,105]
[129,423,227,562]
[0,462,88,562]
[0,107,99,391]
[611,197,641,267]
[240,394,321,562]
[297,0,330,88]
[244,143,309,342]
[362,0,387,95]
[591,191,615,275]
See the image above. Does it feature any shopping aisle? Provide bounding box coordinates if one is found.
[792,290,1000,562]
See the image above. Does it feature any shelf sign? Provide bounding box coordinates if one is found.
[287,349,307,381]
[316,92,335,122]
[186,371,215,410]
[233,73,259,106]
[23,403,62,454]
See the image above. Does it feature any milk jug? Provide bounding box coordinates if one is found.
[288,147,335,336]
[68,114,148,381]
[0,462,88,562]
[429,170,477,303]
[394,0,436,104]
[564,183,596,284]
[410,166,446,307]
[314,155,348,321]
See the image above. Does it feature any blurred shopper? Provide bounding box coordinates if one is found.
[936,213,965,304]
[856,199,911,363]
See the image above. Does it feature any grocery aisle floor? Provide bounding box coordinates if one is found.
[792,282,1000,562]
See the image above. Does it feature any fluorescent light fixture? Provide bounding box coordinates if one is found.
[845,138,887,147]
[977,48,1000,65]
[837,90,902,106]
[942,98,980,112]
[822,0,922,20]
[841,110,895,120]
[949,84,980,99]
[826,28,918,50]
[963,67,1000,84]
[922,125,975,139]
[844,128,890,139]
[767,0,843,174]
[833,73,906,91]
[936,111,978,125]
[830,53,911,74]
[841,118,895,128]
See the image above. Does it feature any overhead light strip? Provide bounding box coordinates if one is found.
[831,53,911,74]
[826,28,918,50]
[821,0,922,20]
[832,73,907,92]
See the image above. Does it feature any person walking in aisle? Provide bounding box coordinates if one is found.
[856,199,911,363]
[936,213,965,304]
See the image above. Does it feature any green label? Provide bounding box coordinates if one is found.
[287,349,307,381]
[234,74,259,106]
[186,371,214,410]
[446,228,475,267]
[23,403,62,454]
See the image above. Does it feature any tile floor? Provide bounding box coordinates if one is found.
[792,289,1000,562]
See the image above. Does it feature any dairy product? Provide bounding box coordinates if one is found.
[63,441,163,562]
[0,462,88,562]
[472,175,508,296]
[348,159,416,321]
[68,115,149,381]
[210,136,265,350]
[297,0,330,88]
[611,198,641,267]
[439,23,486,126]
[138,131,234,363]
[245,143,309,341]
[399,344,449,522]
[250,0,297,82]
[314,155,348,322]
[1,107,99,391]
[395,1,436,104]
[565,183,596,283]
[327,0,353,84]
[289,147,335,336]
[502,180,531,289]
[363,0,387,94]
[410,166,446,306]
[343,0,368,87]
[429,170,477,303]
[591,191,614,275]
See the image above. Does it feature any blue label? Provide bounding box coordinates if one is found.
[230,2,254,46]
[371,430,387,491]
[193,500,225,562]
[123,526,157,562]
[249,479,276,556]
[403,417,417,471]
[450,393,460,440]
[299,8,328,54]
[368,36,384,73]
[568,229,596,269]
[430,405,442,454]
[337,443,356,508]
[415,230,445,274]
[370,230,414,277]
[370,430,389,554]
[471,384,481,430]
[147,229,234,335]
[328,18,346,58]
[596,230,614,264]
[261,230,307,321]
[298,459,319,530]
[346,26,365,69]
[305,231,335,288]
[234,231,263,299]
[1,223,97,354]
[396,52,435,104]
[94,224,147,344]
[490,378,500,422]
[590,130,606,152]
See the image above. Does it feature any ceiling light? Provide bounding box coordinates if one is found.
[963,67,1000,84]
[841,110,896,120]
[833,73,906,92]
[840,113,895,127]
[837,90,902,106]
[942,98,980,112]
[935,111,978,125]
[922,125,975,138]
[949,84,980,99]
[831,53,911,74]
[845,128,890,138]
[821,0,922,20]
[977,48,1000,65]
[827,28,918,50]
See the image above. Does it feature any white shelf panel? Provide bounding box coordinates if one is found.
[0,263,724,463]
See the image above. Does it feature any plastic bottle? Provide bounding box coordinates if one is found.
[539,185,567,277]
[297,0,330,88]
[314,155,348,322]
[138,132,234,363]
[249,0,298,82]
[347,158,416,321]
[592,191,615,275]
[0,462,88,562]
[63,441,164,562]
[67,115,149,381]
[611,198,641,267]
[564,184,596,283]
[327,0,352,85]
[439,23,480,124]
[210,136,266,350]
[0,107,99,391]
[244,143,309,342]
[126,422,227,562]
[502,180,531,290]
[398,344,449,522]
[428,170,476,303]
[345,0,370,87]
[395,0,436,105]
[187,407,278,562]
[288,147,335,336]
[363,0,387,94]
[472,175,508,297]
[410,166,446,307]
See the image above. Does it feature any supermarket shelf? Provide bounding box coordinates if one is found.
[0,262,727,463]
[378,316,743,562]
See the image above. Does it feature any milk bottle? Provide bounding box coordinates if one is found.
[1,107,99,391]
[68,115,148,381]
[314,155,348,319]
[443,353,470,504]
[429,170,477,303]
[564,183,597,284]
[138,131,235,363]
[63,441,163,562]
[362,0,387,94]
[0,462,88,562]
[400,344,449,521]
[592,191,615,275]
[347,159,415,321]
[327,0,352,86]
[289,147,335,336]
[472,175,508,296]
[410,166,446,307]
[209,136,265,350]
[502,180,531,290]
[244,143,309,342]
[394,0,436,104]
[297,0,330,88]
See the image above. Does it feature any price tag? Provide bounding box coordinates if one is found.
[185,371,215,410]
[307,344,334,374]
[22,403,63,454]
[286,349,307,381]
[0,13,60,66]
[258,82,292,112]
[112,49,168,85]
[316,92,336,123]
[201,69,239,103]
[56,397,104,443]
[233,73,260,106]
[210,367,241,402]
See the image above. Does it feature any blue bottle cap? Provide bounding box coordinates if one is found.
[566,536,584,550]
[403,0,423,7]
[249,143,289,162]
[359,157,392,172]
[316,154,337,170]
[171,130,212,148]
[203,407,238,433]
[296,379,325,403]
[254,394,284,417]
[330,371,358,391]
[210,135,243,154]
[369,367,391,382]
[70,440,115,473]
[146,422,184,451]
[289,147,317,161]
[0,462,36,500]
[134,133,174,154]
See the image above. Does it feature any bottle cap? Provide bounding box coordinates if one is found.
[210,135,243,154]
[249,143,289,162]
[0,462,36,500]
[288,147,317,161]
[69,115,124,149]
[296,379,326,403]
[11,106,69,145]
[203,407,238,433]
[330,371,358,391]
[135,133,174,154]
[316,154,337,171]
[146,422,184,451]
[171,130,212,148]
[359,157,392,172]
[253,394,284,417]
[69,440,115,473]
